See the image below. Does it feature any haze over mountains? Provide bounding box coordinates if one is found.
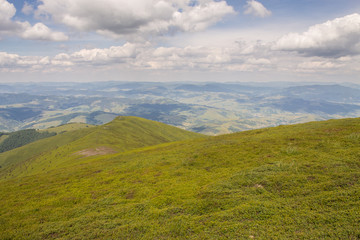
[1,81,360,135]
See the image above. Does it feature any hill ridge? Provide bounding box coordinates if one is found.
[0,117,359,239]
[0,116,203,180]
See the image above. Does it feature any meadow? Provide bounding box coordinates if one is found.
[0,117,359,239]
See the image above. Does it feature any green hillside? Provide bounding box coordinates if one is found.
[0,118,359,239]
[0,116,203,179]
[0,129,56,153]
[0,123,95,167]
[40,122,94,134]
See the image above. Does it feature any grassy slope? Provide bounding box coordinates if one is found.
[0,118,359,239]
[0,116,203,179]
[0,124,89,153]
[40,123,94,134]
[0,123,96,170]
[0,135,8,145]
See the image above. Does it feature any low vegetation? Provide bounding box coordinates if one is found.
[0,117,359,239]
[0,116,203,178]
[41,123,94,134]
[0,129,56,153]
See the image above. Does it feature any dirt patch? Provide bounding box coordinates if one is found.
[324,128,343,133]
[75,146,117,157]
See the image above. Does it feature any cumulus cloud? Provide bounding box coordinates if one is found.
[70,42,139,63]
[22,2,34,15]
[0,0,19,32]
[35,0,235,39]
[0,0,68,41]
[0,40,275,73]
[0,52,19,67]
[273,13,360,58]
[20,23,68,41]
[1,40,360,78]
[244,0,271,18]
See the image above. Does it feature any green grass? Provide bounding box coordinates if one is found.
[0,116,203,179]
[0,123,96,170]
[40,123,95,134]
[0,117,359,239]
[0,129,56,153]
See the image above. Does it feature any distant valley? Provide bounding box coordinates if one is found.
[1,81,360,135]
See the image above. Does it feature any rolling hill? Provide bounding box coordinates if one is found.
[0,116,203,180]
[0,117,359,239]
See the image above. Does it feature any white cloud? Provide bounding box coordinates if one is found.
[1,38,360,80]
[0,39,278,75]
[0,52,19,66]
[22,2,34,15]
[0,0,15,21]
[244,0,271,18]
[36,0,234,39]
[0,0,68,41]
[21,23,68,41]
[297,60,343,72]
[172,1,235,32]
[70,42,140,64]
[0,0,19,32]
[273,13,360,58]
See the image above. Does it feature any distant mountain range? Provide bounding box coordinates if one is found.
[1,81,360,134]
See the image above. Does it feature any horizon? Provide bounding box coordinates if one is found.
[1,80,360,87]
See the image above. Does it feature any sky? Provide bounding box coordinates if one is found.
[0,0,360,83]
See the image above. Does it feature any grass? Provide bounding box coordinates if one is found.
[40,123,95,134]
[0,116,203,179]
[0,117,359,239]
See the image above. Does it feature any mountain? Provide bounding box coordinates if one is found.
[1,82,360,135]
[283,84,360,102]
[0,117,359,239]
[0,116,203,179]
[265,97,360,114]
[0,129,56,153]
[0,123,94,154]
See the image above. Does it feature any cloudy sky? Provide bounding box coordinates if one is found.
[1,0,360,83]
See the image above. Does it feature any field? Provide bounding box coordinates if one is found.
[0,117,359,239]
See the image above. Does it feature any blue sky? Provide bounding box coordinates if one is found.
[1,0,360,83]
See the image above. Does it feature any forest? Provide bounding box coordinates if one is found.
[0,129,56,153]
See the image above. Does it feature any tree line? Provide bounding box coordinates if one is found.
[0,129,56,153]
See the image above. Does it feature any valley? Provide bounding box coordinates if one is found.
[1,82,360,135]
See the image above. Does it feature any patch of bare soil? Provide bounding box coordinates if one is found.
[75,146,117,157]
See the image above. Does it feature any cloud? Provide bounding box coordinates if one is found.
[0,0,19,32]
[273,13,360,58]
[0,0,68,41]
[297,60,343,72]
[20,23,68,41]
[172,1,235,32]
[35,0,235,39]
[0,52,19,67]
[244,0,271,18]
[1,38,359,77]
[0,40,274,73]
[22,2,34,15]
[70,42,139,63]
